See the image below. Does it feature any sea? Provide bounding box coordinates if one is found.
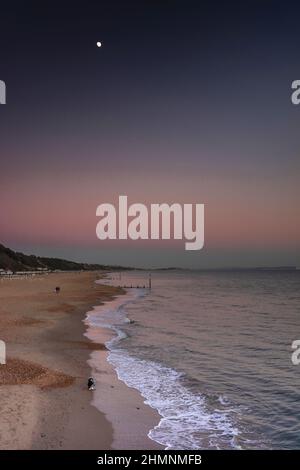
[86,269,300,450]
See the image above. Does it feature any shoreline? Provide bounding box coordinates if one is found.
[85,289,163,450]
[0,271,163,449]
[0,272,118,449]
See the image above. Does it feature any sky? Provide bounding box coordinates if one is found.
[0,0,299,268]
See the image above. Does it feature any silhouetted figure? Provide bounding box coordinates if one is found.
[88,377,95,390]
[55,287,60,294]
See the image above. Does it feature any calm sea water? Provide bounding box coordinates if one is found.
[90,270,300,449]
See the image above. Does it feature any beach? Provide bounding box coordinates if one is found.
[0,271,162,450]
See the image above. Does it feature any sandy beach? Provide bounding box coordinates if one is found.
[0,271,162,450]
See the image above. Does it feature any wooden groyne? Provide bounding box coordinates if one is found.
[118,274,152,290]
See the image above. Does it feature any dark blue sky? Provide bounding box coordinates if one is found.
[0,1,299,267]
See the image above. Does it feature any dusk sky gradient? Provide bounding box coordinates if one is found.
[0,0,299,268]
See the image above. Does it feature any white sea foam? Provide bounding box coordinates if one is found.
[85,281,245,449]
[107,351,242,449]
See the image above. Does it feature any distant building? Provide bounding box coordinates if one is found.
[0,269,13,275]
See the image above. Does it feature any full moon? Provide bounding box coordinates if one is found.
[96,41,102,48]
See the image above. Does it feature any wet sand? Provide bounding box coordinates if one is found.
[85,294,164,450]
[0,271,161,449]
